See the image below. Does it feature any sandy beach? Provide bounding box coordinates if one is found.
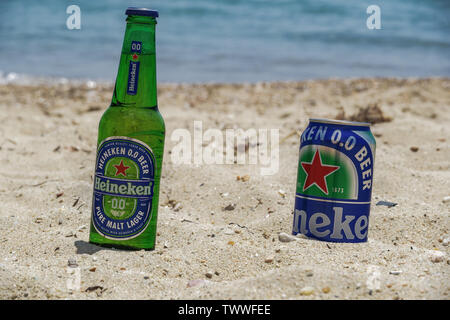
[0,77,449,300]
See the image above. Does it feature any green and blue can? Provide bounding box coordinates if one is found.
[292,118,376,243]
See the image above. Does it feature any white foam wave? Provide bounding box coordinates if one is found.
[0,70,112,87]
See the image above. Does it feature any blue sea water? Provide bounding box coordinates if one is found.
[0,0,449,83]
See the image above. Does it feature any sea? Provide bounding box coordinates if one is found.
[0,0,449,83]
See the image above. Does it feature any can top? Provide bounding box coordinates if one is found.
[309,118,370,127]
[125,7,159,18]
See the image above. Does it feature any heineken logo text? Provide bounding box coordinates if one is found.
[293,206,368,241]
[127,61,140,95]
[94,176,153,197]
[97,145,150,174]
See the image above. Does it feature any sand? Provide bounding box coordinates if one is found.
[0,78,449,300]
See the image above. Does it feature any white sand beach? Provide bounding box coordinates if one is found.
[0,78,449,299]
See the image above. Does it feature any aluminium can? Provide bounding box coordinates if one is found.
[292,118,376,243]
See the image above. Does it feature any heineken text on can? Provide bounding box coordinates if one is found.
[292,118,376,243]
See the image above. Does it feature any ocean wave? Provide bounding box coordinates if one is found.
[0,71,112,87]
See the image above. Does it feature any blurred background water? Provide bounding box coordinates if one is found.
[0,0,449,83]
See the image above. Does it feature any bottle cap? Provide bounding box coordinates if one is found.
[125,7,159,18]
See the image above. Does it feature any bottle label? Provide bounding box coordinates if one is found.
[127,61,140,95]
[127,41,142,95]
[131,41,142,54]
[92,137,155,240]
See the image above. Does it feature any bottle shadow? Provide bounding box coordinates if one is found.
[74,240,148,254]
[74,240,111,255]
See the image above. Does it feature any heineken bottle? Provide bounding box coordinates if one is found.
[89,8,164,250]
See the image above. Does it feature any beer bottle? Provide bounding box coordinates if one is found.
[89,7,164,250]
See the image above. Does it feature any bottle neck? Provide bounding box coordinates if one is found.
[111,16,158,108]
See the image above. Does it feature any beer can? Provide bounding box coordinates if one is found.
[292,118,376,242]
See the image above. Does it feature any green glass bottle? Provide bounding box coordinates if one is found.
[89,8,164,250]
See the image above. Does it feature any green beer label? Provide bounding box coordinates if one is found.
[92,137,155,240]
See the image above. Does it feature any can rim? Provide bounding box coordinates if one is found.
[309,118,371,127]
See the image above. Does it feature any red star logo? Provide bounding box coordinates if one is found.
[113,160,130,177]
[301,149,340,195]
[132,53,138,60]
